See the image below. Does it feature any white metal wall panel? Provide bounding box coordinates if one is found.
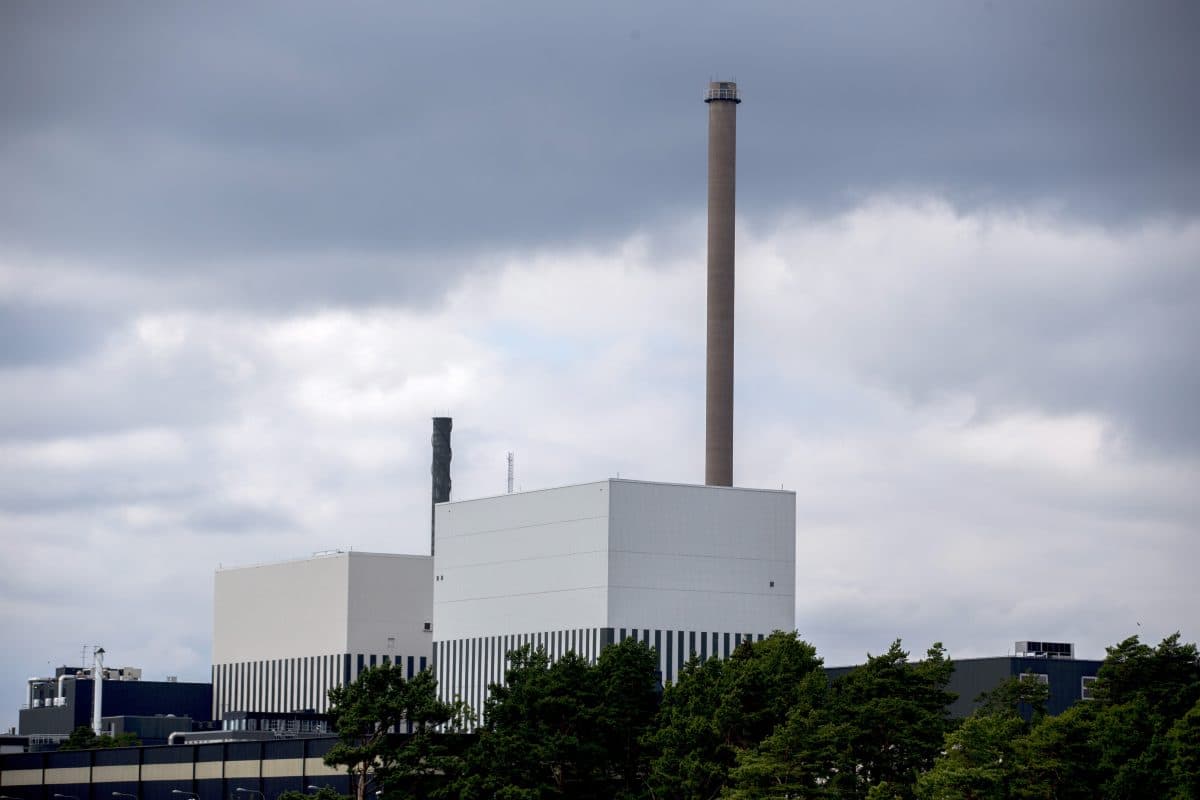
[433,482,612,641]
[608,480,795,561]
[213,553,351,663]
[607,480,795,633]
[213,551,434,719]
[346,553,433,659]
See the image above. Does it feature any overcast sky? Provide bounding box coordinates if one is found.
[2,0,1198,731]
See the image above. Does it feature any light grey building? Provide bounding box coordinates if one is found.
[211,550,433,720]
[432,478,796,718]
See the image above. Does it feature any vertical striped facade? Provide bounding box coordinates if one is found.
[212,651,428,720]
[434,626,768,724]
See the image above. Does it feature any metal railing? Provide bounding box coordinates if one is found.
[705,84,740,102]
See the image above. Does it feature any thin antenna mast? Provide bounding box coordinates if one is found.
[506,452,514,494]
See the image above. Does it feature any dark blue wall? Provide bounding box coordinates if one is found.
[19,680,213,736]
[826,656,1103,719]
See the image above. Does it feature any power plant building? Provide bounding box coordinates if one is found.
[432,478,795,716]
[19,667,211,744]
[211,551,432,720]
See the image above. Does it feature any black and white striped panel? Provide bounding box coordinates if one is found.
[612,627,767,685]
[433,628,603,725]
[211,651,430,719]
[433,628,768,727]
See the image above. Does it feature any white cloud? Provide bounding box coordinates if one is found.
[1,198,1197,728]
[0,428,187,470]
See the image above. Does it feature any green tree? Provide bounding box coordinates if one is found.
[595,637,663,797]
[1000,633,1200,800]
[974,675,1051,723]
[1094,633,1200,720]
[823,641,956,799]
[647,631,825,800]
[58,725,140,750]
[725,639,953,799]
[1168,698,1200,799]
[723,670,841,799]
[1007,701,1101,800]
[324,663,464,800]
[1088,633,1200,798]
[914,713,1024,800]
[720,633,825,748]
[646,654,730,800]
[915,674,1050,800]
[455,646,605,798]
[453,638,662,798]
[278,788,347,800]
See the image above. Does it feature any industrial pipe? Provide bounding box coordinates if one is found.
[92,647,105,735]
[57,673,74,706]
[431,417,452,556]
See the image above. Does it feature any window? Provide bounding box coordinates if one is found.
[1081,675,1098,700]
[1019,672,1050,685]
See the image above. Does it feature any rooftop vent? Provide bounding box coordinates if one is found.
[1015,641,1074,659]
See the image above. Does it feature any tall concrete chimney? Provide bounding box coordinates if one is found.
[705,81,740,486]
[431,417,452,556]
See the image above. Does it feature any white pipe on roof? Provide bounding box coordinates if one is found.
[92,647,105,735]
[27,676,57,708]
[57,673,74,706]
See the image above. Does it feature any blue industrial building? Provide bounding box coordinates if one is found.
[826,640,1102,719]
[19,667,212,745]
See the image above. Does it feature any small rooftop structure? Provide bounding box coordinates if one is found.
[1015,640,1075,659]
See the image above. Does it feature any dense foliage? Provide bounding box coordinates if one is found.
[454,637,661,798]
[57,724,140,750]
[916,633,1200,800]
[326,632,1199,799]
[323,661,466,800]
[724,639,955,799]
[278,788,347,800]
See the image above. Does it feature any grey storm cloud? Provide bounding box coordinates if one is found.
[1,0,1198,731]
[182,502,298,534]
[1,0,1198,310]
[862,233,1200,454]
[0,340,241,441]
[0,302,114,366]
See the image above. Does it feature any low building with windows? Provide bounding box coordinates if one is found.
[0,737,349,800]
[19,667,211,744]
[826,640,1103,718]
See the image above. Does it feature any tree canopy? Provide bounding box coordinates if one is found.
[321,631,1199,799]
[453,637,661,798]
[57,725,140,750]
[324,662,466,800]
[917,632,1200,800]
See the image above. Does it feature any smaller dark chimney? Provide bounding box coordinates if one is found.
[431,417,452,556]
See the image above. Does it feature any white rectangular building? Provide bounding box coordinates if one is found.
[432,479,795,714]
[212,550,433,719]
